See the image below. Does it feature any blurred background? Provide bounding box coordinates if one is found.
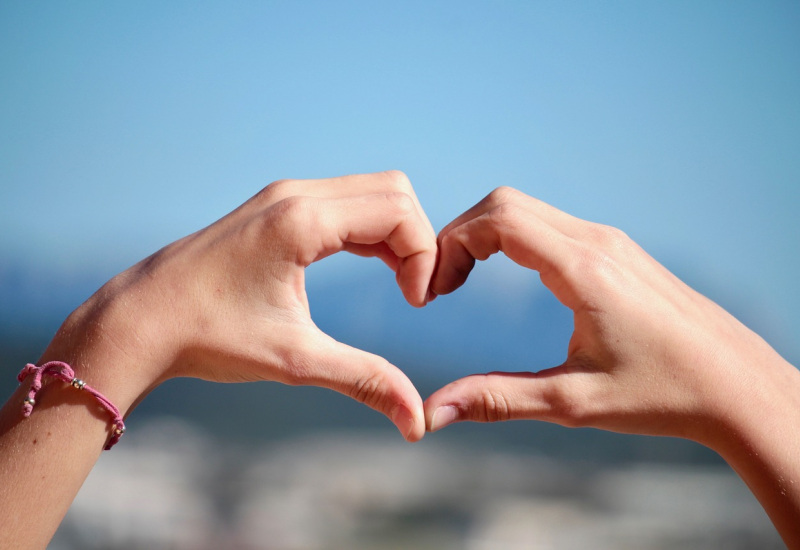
[1,1,797,548]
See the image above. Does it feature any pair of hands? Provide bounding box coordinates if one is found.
[86,171,784,450]
[19,170,797,548]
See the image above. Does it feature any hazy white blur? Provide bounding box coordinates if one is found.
[50,418,781,550]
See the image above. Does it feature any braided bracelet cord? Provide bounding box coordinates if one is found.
[17,361,126,450]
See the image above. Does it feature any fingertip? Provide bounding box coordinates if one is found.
[397,250,438,308]
[430,260,471,296]
[307,335,426,441]
[392,403,425,442]
[400,285,428,308]
[428,405,460,433]
[426,288,437,304]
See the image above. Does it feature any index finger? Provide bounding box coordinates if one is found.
[260,170,436,239]
[281,192,438,307]
[439,187,584,242]
[433,190,582,308]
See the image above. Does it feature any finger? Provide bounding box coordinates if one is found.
[339,242,438,303]
[439,186,585,243]
[343,242,401,272]
[261,170,437,239]
[434,200,580,307]
[423,367,590,432]
[307,172,439,297]
[434,186,604,298]
[288,193,438,307]
[282,332,426,442]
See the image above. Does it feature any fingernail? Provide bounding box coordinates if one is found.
[391,404,415,441]
[426,289,437,304]
[430,405,459,432]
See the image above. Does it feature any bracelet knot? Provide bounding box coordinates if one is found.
[17,362,126,450]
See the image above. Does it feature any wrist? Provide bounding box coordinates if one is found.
[694,334,800,452]
[706,352,800,546]
[38,270,174,415]
[712,353,800,456]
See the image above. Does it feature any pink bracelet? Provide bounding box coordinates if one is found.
[17,361,126,450]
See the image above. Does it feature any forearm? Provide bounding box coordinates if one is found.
[716,357,800,548]
[0,278,164,547]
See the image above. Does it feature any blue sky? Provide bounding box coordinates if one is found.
[1,1,798,361]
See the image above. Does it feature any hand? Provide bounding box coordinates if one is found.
[423,186,800,546]
[48,171,437,441]
[1,170,438,547]
[425,186,797,443]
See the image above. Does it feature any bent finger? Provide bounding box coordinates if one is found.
[343,242,401,272]
[294,193,438,307]
[439,187,585,245]
[434,202,580,307]
[262,170,436,238]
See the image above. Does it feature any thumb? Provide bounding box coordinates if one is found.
[290,332,425,442]
[423,367,588,432]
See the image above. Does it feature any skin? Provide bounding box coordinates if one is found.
[0,171,437,547]
[1,175,798,547]
[424,186,800,548]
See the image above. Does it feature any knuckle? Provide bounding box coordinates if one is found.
[379,170,412,191]
[384,191,416,216]
[586,223,631,252]
[271,196,315,230]
[278,347,315,386]
[486,201,522,232]
[541,379,590,428]
[438,225,459,250]
[486,185,520,206]
[569,224,638,292]
[348,370,386,409]
[478,377,512,423]
[268,178,294,190]
[569,241,623,290]
[578,245,614,274]
[262,196,323,266]
[439,224,481,267]
[256,178,296,203]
